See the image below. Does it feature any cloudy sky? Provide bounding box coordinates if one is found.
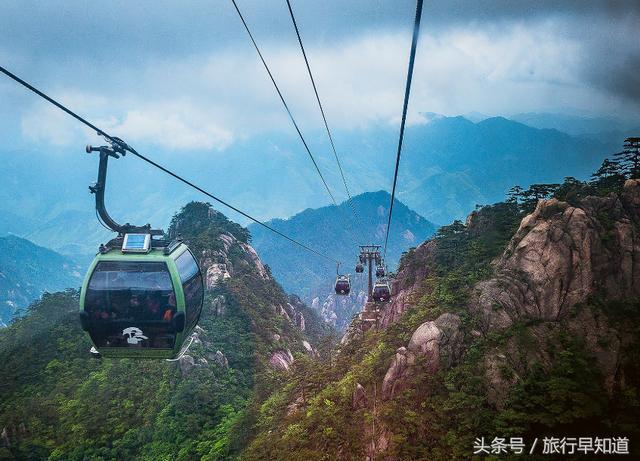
[1,0,638,154]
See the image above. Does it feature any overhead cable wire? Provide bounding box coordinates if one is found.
[230,0,361,248]
[230,0,338,206]
[383,0,424,260]
[0,64,340,265]
[284,0,365,235]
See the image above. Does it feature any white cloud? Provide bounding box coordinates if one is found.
[20,92,233,151]
[14,19,638,152]
[101,104,233,151]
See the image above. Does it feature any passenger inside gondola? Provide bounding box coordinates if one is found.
[84,261,178,349]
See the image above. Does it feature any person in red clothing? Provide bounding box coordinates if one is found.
[145,292,175,322]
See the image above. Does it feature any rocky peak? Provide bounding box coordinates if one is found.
[199,231,270,289]
[381,313,462,399]
[472,179,640,332]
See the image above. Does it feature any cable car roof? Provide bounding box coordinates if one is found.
[96,242,189,260]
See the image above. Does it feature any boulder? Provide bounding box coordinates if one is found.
[211,295,226,317]
[382,313,462,399]
[269,349,294,371]
[1,427,9,447]
[207,350,228,368]
[179,355,196,376]
[302,340,318,358]
[278,305,292,323]
[352,382,368,409]
[286,394,306,416]
[381,347,413,399]
[239,242,269,279]
[206,263,230,289]
[296,311,306,331]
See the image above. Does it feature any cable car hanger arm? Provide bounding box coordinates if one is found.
[86,142,161,235]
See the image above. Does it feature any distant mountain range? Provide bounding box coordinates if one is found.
[389,115,617,223]
[249,190,436,304]
[0,235,82,325]
[0,112,630,263]
[509,112,639,138]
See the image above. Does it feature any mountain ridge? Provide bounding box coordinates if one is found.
[249,190,437,330]
[0,234,82,325]
[0,113,621,259]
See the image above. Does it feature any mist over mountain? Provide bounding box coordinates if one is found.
[0,114,621,263]
[0,235,81,326]
[1,144,639,459]
[1,0,639,456]
[392,115,615,223]
[509,112,638,137]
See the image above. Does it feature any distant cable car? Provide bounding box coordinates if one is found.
[375,265,385,278]
[355,263,364,273]
[334,275,351,295]
[78,142,203,359]
[372,281,391,302]
[334,263,351,295]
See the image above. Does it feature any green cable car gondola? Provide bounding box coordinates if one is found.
[80,237,203,359]
[78,141,203,359]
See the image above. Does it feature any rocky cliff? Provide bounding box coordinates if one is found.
[241,176,640,461]
[366,180,640,458]
[168,202,323,375]
[473,179,640,331]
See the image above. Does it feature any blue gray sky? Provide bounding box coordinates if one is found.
[1,0,638,154]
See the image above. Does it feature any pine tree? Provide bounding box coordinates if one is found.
[506,185,524,204]
[589,157,626,194]
[613,137,640,179]
[521,183,560,212]
[554,176,590,205]
[591,158,621,182]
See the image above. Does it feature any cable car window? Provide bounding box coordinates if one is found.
[176,250,199,282]
[84,261,177,349]
[176,250,204,330]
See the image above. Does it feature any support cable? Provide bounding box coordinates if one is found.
[231,0,338,207]
[231,0,360,248]
[382,0,424,260]
[285,0,365,235]
[0,64,340,265]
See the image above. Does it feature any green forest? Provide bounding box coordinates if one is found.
[1,150,640,460]
[0,203,330,460]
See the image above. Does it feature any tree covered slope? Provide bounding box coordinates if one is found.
[240,156,640,460]
[0,202,328,460]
